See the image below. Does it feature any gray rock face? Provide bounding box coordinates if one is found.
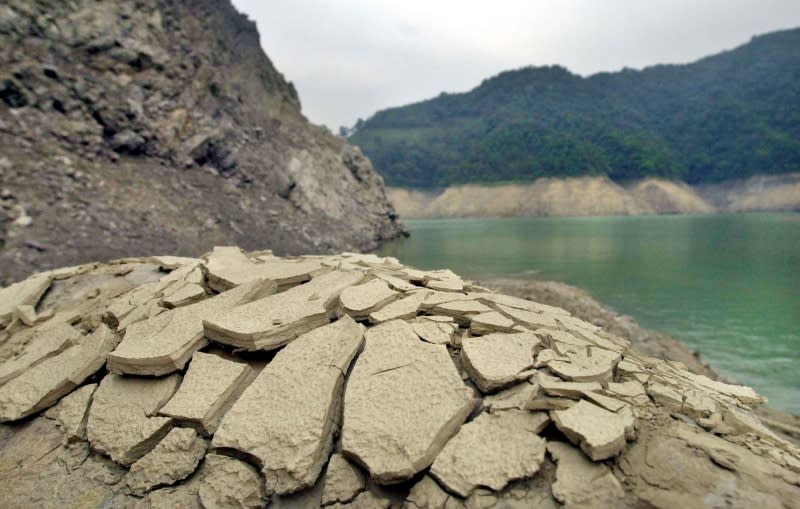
[430,410,549,497]
[213,316,365,494]
[125,427,206,496]
[86,373,181,465]
[341,320,475,483]
[0,0,405,284]
[0,250,796,509]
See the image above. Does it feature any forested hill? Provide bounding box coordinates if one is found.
[349,28,800,188]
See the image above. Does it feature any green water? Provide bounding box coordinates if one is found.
[379,213,800,414]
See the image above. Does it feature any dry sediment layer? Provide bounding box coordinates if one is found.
[0,248,798,508]
[388,174,800,218]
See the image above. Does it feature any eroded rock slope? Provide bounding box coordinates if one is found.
[0,249,798,508]
[0,0,405,284]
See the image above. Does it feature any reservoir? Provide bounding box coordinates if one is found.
[379,213,800,414]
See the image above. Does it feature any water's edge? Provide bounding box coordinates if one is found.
[378,213,799,421]
[480,275,800,439]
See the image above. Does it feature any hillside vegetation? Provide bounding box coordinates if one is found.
[350,28,800,188]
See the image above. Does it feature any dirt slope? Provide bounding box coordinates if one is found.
[0,0,406,284]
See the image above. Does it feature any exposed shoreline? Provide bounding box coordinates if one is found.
[388,174,800,219]
[481,276,800,442]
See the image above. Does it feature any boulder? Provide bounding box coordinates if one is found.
[426,277,465,292]
[471,292,570,316]
[159,283,206,309]
[547,344,620,383]
[374,272,418,292]
[13,304,38,326]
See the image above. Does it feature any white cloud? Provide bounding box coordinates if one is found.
[232,0,800,129]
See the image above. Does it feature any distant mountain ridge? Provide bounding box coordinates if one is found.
[350,28,800,188]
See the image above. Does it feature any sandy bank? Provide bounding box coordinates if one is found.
[389,174,800,218]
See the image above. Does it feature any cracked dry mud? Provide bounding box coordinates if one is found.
[0,247,798,508]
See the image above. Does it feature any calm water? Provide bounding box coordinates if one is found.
[379,213,800,414]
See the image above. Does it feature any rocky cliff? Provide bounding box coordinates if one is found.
[388,174,800,219]
[0,0,406,284]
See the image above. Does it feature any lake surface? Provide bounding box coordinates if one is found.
[379,213,800,414]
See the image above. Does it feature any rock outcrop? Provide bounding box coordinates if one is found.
[0,0,405,284]
[0,249,798,508]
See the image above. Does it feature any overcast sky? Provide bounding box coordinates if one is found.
[232,0,800,130]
